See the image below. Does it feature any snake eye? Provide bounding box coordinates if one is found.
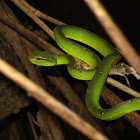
[36,56,41,60]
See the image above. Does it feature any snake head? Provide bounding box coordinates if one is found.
[28,51,57,66]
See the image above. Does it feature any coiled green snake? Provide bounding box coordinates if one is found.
[29,25,140,120]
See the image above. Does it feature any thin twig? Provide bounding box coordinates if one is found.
[11,0,55,40]
[27,112,38,140]
[107,77,140,97]
[37,105,65,140]
[0,58,109,140]
[20,0,66,25]
[0,16,62,54]
[84,0,140,75]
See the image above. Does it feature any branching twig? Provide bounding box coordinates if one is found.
[84,0,140,75]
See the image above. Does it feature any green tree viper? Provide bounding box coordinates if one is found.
[29,25,140,120]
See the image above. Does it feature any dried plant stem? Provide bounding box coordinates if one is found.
[0,16,61,54]
[37,105,65,140]
[107,77,140,97]
[19,0,65,25]
[0,58,109,140]
[84,0,140,75]
[27,112,38,140]
[11,0,55,40]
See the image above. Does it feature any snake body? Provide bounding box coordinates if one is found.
[29,25,140,120]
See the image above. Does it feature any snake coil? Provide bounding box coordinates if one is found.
[29,25,140,120]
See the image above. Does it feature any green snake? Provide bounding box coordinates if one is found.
[29,25,140,120]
